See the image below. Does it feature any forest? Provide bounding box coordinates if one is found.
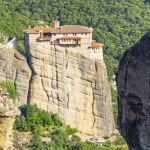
[0,0,150,77]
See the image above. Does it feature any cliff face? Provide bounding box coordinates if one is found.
[0,48,31,105]
[117,32,150,149]
[25,41,115,137]
[0,86,20,150]
[0,39,115,138]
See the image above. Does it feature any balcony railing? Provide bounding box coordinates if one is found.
[38,36,52,41]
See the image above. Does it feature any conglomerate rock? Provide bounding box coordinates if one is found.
[117,32,150,150]
[25,41,115,138]
[0,85,20,150]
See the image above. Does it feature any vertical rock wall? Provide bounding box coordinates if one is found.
[0,86,20,150]
[0,48,31,105]
[117,32,150,149]
[26,41,115,137]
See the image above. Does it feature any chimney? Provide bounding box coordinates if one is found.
[53,20,60,28]
[89,26,93,32]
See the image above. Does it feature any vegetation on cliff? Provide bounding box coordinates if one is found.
[111,88,118,124]
[13,105,127,150]
[14,105,64,131]
[1,80,18,101]
[0,0,150,77]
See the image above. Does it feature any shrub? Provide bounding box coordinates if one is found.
[1,80,18,101]
[114,134,126,145]
[66,125,78,135]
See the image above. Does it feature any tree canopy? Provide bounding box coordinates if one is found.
[0,0,150,77]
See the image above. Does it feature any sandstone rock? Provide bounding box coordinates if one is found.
[116,32,150,150]
[26,41,115,137]
[0,48,31,105]
[0,86,20,150]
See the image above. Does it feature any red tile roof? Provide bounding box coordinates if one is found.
[51,25,93,33]
[24,26,52,33]
[89,42,104,48]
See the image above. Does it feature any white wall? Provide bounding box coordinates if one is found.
[90,47,103,60]
[51,33,92,49]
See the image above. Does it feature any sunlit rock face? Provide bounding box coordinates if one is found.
[0,48,31,105]
[25,40,115,138]
[117,32,150,150]
[0,85,20,150]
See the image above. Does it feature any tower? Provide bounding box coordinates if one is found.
[53,20,60,28]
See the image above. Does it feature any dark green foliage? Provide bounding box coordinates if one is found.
[1,80,18,101]
[0,0,150,77]
[111,88,118,124]
[51,114,64,127]
[66,125,78,135]
[14,105,127,150]
[14,105,63,131]
[114,134,126,146]
[30,133,45,150]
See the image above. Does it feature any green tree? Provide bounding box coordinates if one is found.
[30,133,45,150]
[1,80,18,101]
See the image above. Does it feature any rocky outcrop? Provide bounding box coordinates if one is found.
[26,42,115,137]
[0,48,31,105]
[0,86,20,150]
[116,32,150,149]
[0,37,115,138]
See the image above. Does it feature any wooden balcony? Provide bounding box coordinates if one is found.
[38,36,51,41]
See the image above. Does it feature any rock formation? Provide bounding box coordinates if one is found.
[0,85,20,150]
[25,41,115,137]
[117,32,150,149]
[0,48,31,105]
[0,37,115,138]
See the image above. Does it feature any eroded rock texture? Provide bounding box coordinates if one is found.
[0,48,31,105]
[0,86,20,150]
[26,42,115,137]
[117,32,150,150]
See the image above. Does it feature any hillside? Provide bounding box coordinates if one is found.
[0,0,150,77]
[0,0,150,76]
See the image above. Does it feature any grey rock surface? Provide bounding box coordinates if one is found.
[0,48,31,105]
[117,32,150,150]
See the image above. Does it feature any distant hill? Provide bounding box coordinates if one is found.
[0,0,150,77]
